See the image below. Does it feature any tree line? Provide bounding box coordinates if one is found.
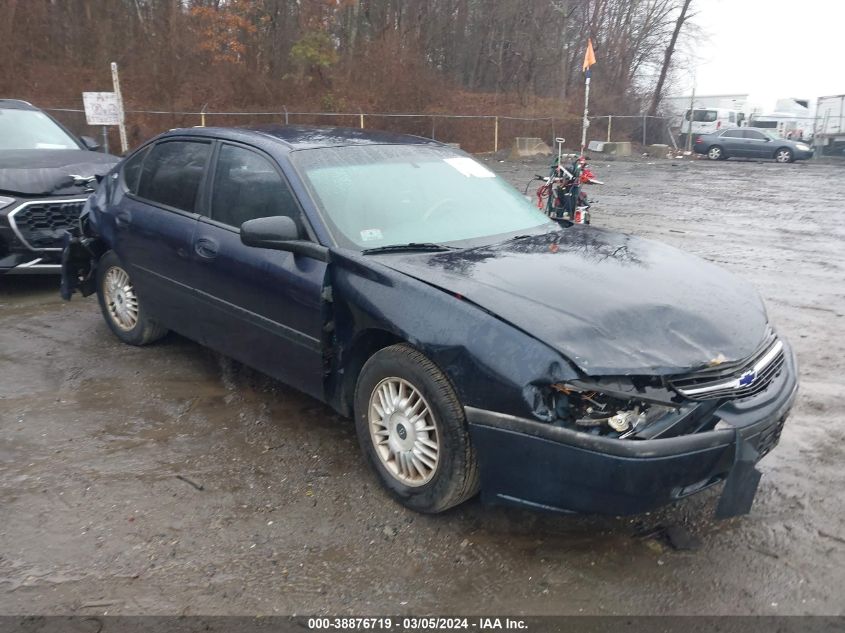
[0,0,693,142]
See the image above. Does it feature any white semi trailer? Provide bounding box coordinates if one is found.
[815,95,845,156]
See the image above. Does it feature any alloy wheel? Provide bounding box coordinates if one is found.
[368,377,440,487]
[103,266,139,331]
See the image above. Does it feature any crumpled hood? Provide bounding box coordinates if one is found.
[0,149,118,196]
[376,227,769,376]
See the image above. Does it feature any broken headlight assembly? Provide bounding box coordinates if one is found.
[548,381,680,439]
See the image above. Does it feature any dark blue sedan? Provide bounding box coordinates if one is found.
[62,126,797,517]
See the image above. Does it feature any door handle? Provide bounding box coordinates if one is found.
[194,237,219,260]
[115,211,132,227]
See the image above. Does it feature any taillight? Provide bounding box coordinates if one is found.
[574,209,584,223]
[716,120,721,129]
[695,136,703,144]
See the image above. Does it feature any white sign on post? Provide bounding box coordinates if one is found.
[82,92,121,126]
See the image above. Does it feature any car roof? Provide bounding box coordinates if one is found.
[164,125,443,150]
[0,99,39,111]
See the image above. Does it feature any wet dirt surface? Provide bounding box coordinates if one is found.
[1,156,844,615]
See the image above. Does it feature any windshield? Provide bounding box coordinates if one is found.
[291,144,555,250]
[0,109,80,150]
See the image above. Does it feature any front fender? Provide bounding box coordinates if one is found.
[327,250,580,420]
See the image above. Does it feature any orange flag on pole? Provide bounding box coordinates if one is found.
[583,38,596,74]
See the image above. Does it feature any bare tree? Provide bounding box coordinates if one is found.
[648,0,693,117]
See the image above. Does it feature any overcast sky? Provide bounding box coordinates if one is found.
[675,0,843,111]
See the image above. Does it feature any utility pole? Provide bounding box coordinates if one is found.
[686,77,696,153]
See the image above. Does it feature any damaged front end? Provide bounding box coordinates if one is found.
[466,334,798,519]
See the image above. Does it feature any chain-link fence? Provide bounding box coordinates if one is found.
[45,104,681,156]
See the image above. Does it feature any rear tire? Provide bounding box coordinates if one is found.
[707,145,725,160]
[354,343,480,513]
[96,251,168,346]
[775,147,794,163]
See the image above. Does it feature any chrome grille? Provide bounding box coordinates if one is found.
[670,334,785,401]
[8,198,87,251]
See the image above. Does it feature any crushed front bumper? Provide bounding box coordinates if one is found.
[466,343,798,517]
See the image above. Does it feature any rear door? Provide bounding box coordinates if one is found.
[190,141,327,399]
[718,129,748,156]
[112,139,211,337]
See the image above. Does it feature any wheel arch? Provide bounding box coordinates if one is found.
[335,327,406,417]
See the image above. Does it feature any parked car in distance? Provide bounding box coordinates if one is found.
[0,99,118,274]
[62,126,797,518]
[693,127,814,163]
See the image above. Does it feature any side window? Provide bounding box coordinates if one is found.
[121,146,149,194]
[137,140,211,212]
[210,144,301,231]
[743,130,766,140]
[722,130,742,138]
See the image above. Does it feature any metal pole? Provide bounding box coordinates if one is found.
[359,111,365,129]
[580,76,591,155]
[283,105,289,125]
[494,117,499,153]
[110,62,128,153]
[642,115,647,146]
[431,115,436,140]
[101,126,109,154]
[200,104,206,128]
[607,115,612,142]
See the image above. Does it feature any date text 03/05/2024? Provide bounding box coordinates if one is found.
[307,617,528,630]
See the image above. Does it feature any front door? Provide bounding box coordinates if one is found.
[742,129,772,158]
[191,142,327,400]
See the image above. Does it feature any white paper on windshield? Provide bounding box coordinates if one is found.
[360,228,383,242]
[443,157,496,178]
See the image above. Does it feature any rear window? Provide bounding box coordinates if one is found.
[686,109,718,122]
[137,141,211,212]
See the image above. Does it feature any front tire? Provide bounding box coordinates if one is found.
[96,251,168,346]
[707,145,725,160]
[775,147,794,163]
[354,344,480,513]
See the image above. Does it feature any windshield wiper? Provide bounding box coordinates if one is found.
[361,242,456,255]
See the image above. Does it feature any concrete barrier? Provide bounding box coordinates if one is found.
[587,140,632,157]
[510,137,552,158]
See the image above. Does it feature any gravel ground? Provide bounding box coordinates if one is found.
[1,155,843,616]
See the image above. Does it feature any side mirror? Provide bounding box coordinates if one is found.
[80,135,101,151]
[240,216,329,262]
